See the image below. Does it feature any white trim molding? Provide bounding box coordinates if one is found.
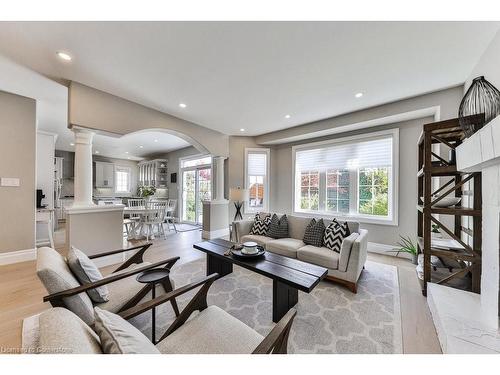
[368,241,412,260]
[0,248,37,265]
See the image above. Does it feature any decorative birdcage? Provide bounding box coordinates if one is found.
[458,76,500,137]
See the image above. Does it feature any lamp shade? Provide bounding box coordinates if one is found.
[229,187,249,202]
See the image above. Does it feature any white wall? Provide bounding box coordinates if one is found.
[465,29,500,323]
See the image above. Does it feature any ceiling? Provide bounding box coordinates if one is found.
[0,22,499,137]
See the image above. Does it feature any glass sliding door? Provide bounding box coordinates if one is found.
[180,156,212,225]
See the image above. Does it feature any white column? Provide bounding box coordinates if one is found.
[212,156,227,202]
[72,128,95,207]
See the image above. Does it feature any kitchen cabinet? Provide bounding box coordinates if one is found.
[95,161,115,188]
[138,159,168,188]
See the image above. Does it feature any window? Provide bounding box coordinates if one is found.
[181,155,212,168]
[245,148,270,213]
[115,166,131,193]
[293,129,398,225]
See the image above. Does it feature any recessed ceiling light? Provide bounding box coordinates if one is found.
[70,143,75,146]
[179,103,187,108]
[56,51,72,61]
[285,114,291,119]
[240,128,245,132]
[154,139,158,143]
[127,157,131,160]
[95,150,99,154]
[139,145,143,148]
[355,92,363,98]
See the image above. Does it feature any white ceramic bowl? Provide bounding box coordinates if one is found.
[420,196,461,207]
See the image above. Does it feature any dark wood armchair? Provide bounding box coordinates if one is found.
[37,243,180,326]
[119,273,297,354]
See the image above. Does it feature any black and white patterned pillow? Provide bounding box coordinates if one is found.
[303,218,326,247]
[267,214,289,239]
[323,218,351,252]
[250,214,271,236]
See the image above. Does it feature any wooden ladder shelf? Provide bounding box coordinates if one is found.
[417,115,483,296]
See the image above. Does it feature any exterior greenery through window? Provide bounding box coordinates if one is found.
[294,131,396,223]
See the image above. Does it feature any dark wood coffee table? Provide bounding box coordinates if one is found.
[193,238,328,323]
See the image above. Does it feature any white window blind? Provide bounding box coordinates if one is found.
[247,153,267,175]
[115,166,131,193]
[295,136,393,171]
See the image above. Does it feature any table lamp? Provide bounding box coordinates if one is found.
[229,187,249,221]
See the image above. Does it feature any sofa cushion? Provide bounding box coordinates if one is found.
[67,247,110,303]
[266,238,305,258]
[93,307,160,354]
[303,218,326,247]
[298,245,339,270]
[338,232,359,272]
[268,214,289,239]
[36,247,96,326]
[323,219,350,252]
[39,307,103,354]
[240,234,273,247]
[156,306,263,354]
[287,215,313,240]
[249,214,271,236]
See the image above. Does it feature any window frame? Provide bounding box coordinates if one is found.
[114,165,132,194]
[244,148,270,214]
[291,128,399,226]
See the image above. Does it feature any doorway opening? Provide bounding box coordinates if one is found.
[180,155,212,225]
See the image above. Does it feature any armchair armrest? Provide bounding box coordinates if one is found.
[120,273,219,343]
[252,308,297,354]
[233,219,254,242]
[43,256,179,304]
[88,243,153,273]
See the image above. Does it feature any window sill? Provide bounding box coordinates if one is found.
[292,210,398,226]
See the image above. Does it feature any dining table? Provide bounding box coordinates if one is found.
[123,206,174,240]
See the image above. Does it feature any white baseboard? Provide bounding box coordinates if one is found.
[368,241,412,260]
[202,228,230,240]
[0,248,37,266]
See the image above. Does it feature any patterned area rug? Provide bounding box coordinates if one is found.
[132,258,403,354]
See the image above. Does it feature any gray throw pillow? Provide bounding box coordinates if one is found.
[93,307,160,354]
[303,218,326,247]
[67,247,110,303]
[267,214,289,239]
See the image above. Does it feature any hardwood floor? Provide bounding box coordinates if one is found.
[0,227,441,353]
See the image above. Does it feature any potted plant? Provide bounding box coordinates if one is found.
[431,224,442,238]
[386,235,419,265]
[137,185,157,200]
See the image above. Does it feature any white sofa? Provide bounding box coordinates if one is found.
[233,214,368,293]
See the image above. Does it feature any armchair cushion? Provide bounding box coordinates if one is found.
[156,306,263,354]
[68,247,110,303]
[97,262,152,313]
[93,307,160,354]
[36,247,95,326]
[338,232,359,272]
[297,245,339,270]
[39,307,102,354]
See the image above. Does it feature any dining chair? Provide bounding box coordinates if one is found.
[124,198,146,238]
[165,199,178,233]
[142,201,168,240]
